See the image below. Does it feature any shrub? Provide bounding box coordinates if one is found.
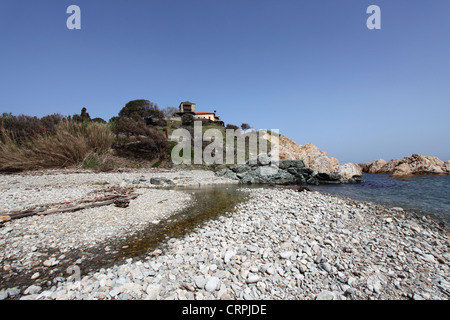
[110,116,147,137]
[81,153,116,172]
[0,120,114,172]
[226,124,239,130]
[119,99,163,120]
[111,116,169,160]
[181,113,194,126]
[0,113,46,143]
[40,114,65,134]
[92,117,106,124]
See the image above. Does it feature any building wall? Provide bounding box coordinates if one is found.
[180,103,196,113]
[194,114,215,121]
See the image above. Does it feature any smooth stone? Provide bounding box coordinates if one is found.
[31,272,40,280]
[224,251,236,263]
[24,285,42,295]
[246,274,261,284]
[145,285,161,300]
[195,277,207,289]
[316,290,335,300]
[205,277,220,292]
[280,251,293,259]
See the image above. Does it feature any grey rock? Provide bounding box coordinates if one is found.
[230,165,251,174]
[320,262,332,273]
[279,160,305,170]
[6,287,21,297]
[195,277,207,289]
[280,251,294,259]
[246,274,261,284]
[31,272,40,280]
[257,154,271,166]
[316,290,336,300]
[0,290,8,300]
[24,285,42,295]
[224,250,235,263]
[205,277,220,292]
[145,285,161,300]
[413,293,425,300]
[243,293,254,300]
[150,177,174,185]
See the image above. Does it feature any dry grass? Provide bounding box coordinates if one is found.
[0,121,114,172]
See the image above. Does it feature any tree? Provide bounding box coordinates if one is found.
[162,106,178,118]
[241,123,251,130]
[92,117,106,124]
[110,116,169,160]
[0,113,45,141]
[41,114,64,134]
[110,116,145,138]
[119,99,163,120]
[226,124,239,130]
[80,107,91,121]
[181,113,194,126]
[72,107,91,122]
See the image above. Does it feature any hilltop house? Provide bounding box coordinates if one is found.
[170,101,224,126]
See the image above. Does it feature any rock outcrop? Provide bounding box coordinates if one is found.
[261,131,362,178]
[216,153,362,185]
[361,154,450,177]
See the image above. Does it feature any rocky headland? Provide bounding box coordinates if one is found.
[361,154,450,177]
[261,131,362,181]
[216,153,362,185]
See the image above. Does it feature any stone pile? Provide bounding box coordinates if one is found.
[216,154,362,185]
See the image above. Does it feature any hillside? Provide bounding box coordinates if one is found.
[261,131,362,179]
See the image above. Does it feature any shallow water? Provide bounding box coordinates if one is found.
[0,184,256,292]
[83,184,257,272]
[308,173,450,223]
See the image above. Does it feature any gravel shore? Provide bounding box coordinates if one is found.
[1,170,449,300]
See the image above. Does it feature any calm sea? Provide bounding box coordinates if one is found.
[308,173,450,223]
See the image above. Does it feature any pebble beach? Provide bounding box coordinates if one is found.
[0,169,449,300]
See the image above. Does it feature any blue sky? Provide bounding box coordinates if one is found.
[0,0,449,163]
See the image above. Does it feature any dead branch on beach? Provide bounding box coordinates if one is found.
[0,186,139,225]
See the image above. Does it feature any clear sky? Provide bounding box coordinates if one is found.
[0,0,449,163]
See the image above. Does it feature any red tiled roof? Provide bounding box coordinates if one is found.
[195,112,214,115]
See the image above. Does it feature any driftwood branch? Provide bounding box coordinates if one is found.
[0,187,139,224]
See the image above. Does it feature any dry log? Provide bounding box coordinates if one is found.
[0,194,138,223]
[1,215,11,223]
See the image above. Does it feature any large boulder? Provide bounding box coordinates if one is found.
[229,164,251,173]
[444,161,450,174]
[315,172,343,184]
[278,159,305,170]
[391,163,412,177]
[368,159,387,173]
[363,154,449,177]
[260,131,359,176]
[216,153,360,185]
[335,163,363,180]
[215,169,239,180]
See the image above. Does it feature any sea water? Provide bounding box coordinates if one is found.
[309,173,450,223]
